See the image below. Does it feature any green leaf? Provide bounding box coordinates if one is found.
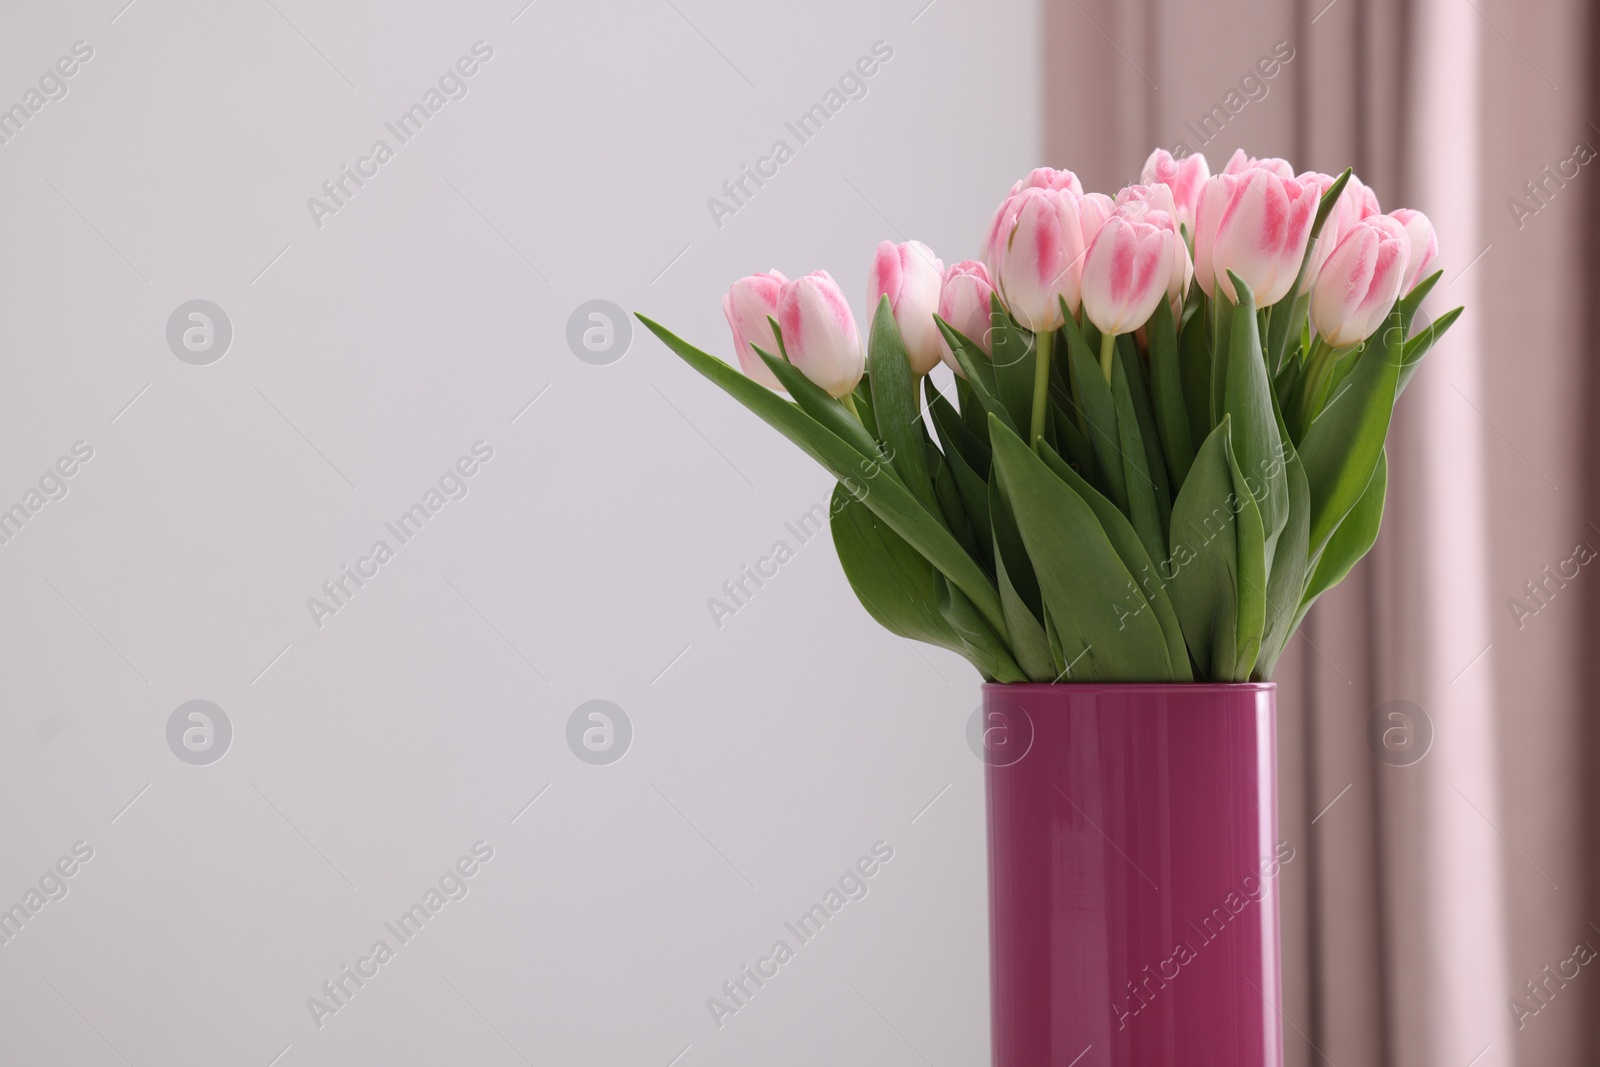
[1301,448,1387,613]
[1221,271,1290,571]
[988,466,1041,618]
[994,557,1053,682]
[1080,314,1103,361]
[937,575,1028,683]
[1316,347,1362,416]
[756,347,882,462]
[829,483,964,656]
[925,377,989,475]
[1147,294,1196,485]
[1117,335,1172,526]
[851,375,879,439]
[1265,290,1311,378]
[1051,400,1096,473]
[1312,168,1354,234]
[1255,398,1310,680]
[1167,419,1240,681]
[1395,269,1441,335]
[1061,310,1127,510]
[989,478,1053,682]
[1298,304,1402,558]
[1210,288,1234,424]
[868,297,940,516]
[931,442,977,557]
[639,314,1008,638]
[1042,604,1070,678]
[1036,443,1192,682]
[955,374,986,442]
[944,455,993,573]
[1111,346,1168,566]
[1272,347,1306,432]
[935,316,1014,434]
[989,305,1038,433]
[1180,293,1213,452]
[988,414,1175,681]
[1225,420,1267,681]
[926,380,993,569]
[1397,305,1462,397]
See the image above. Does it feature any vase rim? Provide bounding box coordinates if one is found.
[983,681,1276,693]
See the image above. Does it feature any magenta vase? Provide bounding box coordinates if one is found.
[982,682,1285,1067]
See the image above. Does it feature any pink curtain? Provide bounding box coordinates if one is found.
[1043,1,1594,1063]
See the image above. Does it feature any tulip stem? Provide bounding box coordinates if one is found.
[1296,337,1337,432]
[1099,331,1117,385]
[1029,329,1054,445]
[840,391,860,419]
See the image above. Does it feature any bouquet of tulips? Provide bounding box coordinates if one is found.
[640,148,1458,683]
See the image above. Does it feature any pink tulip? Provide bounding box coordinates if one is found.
[982,169,1084,269]
[936,260,997,375]
[1298,171,1383,292]
[1115,185,1192,313]
[1114,183,1179,219]
[868,240,946,375]
[982,193,1024,273]
[1309,215,1411,347]
[1078,192,1115,249]
[1343,174,1382,220]
[778,271,864,398]
[722,270,788,390]
[1200,169,1319,306]
[1388,208,1439,290]
[1140,148,1210,233]
[1297,170,1339,201]
[1223,148,1295,179]
[1299,169,1377,219]
[1296,172,1341,293]
[1191,176,1230,299]
[1081,209,1176,337]
[1010,167,1084,196]
[992,187,1089,332]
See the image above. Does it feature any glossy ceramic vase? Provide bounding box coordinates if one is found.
[981,682,1285,1067]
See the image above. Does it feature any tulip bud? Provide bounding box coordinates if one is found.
[1298,171,1383,293]
[992,187,1089,332]
[1203,169,1319,306]
[983,195,1022,275]
[1297,172,1341,294]
[723,271,789,390]
[1223,148,1295,179]
[1078,192,1115,249]
[778,271,864,398]
[1011,167,1084,196]
[1115,185,1192,313]
[1081,209,1176,337]
[1114,183,1177,219]
[936,260,996,374]
[982,169,1083,269]
[1309,215,1411,347]
[1191,175,1229,299]
[1140,148,1210,233]
[868,240,945,376]
[1343,174,1382,220]
[1388,208,1439,291]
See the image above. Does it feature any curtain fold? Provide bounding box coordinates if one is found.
[1042,1,1592,1063]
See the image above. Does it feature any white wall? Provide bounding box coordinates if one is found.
[0,1,1038,1065]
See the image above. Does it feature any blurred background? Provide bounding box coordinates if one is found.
[0,0,1589,1065]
